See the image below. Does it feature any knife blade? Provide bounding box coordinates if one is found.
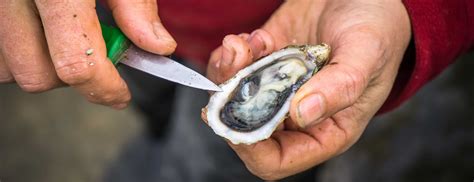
[120,45,222,91]
[100,23,222,92]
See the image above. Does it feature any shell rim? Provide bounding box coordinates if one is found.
[206,46,316,145]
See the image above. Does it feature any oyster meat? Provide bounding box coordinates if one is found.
[205,44,330,144]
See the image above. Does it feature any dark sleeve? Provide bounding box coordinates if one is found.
[379,0,474,113]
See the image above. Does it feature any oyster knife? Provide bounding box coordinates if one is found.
[100,23,222,92]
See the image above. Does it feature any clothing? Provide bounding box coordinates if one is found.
[158,0,283,66]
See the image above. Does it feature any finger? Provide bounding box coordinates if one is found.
[220,34,253,79]
[0,0,61,92]
[35,0,130,108]
[107,0,176,55]
[237,33,250,40]
[206,46,223,83]
[229,116,360,180]
[207,34,251,84]
[247,29,275,59]
[207,30,276,84]
[207,29,276,84]
[290,34,385,128]
[0,53,14,83]
[207,34,253,84]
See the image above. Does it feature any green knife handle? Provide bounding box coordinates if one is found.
[100,23,131,65]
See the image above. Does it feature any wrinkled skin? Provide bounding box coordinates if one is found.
[205,0,411,180]
[0,0,176,109]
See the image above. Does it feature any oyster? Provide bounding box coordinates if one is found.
[205,44,330,144]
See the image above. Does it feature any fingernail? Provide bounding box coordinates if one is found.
[112,103,128,110]
[214,58,221,69]
[153,22,176,46]
[221,38,235,66]
[297,94,325,128]
[248,31,265,58]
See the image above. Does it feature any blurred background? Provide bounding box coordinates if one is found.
[0,54,473,182]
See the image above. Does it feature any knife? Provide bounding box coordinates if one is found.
[100,23,222,92]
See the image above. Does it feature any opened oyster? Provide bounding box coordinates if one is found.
[205,44,330,144]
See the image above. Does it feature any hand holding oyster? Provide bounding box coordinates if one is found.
[202,0,411,180]
[204,44,330,144]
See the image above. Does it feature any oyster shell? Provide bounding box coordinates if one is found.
[206,44,330,144]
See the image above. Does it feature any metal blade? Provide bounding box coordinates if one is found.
[120,45,222,91]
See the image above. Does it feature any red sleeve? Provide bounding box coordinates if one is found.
[158,0,282,67]
[98,0,282,68]
[379,0,474,113]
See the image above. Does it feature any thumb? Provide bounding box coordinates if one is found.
[290,38,384,128]
[106,0,176,55]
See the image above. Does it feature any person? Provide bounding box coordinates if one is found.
[0,0,472,181]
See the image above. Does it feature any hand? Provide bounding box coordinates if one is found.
[0,0,176,109]
[205,0,411,179]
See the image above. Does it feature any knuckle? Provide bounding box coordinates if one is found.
[253,29,275,54]
[51,47,97,85]
[88,91,125,106]
[121,91,131,103]
[20,82,53,93]
[0,73,14,83]
[14,72,56,93]
[98,93,119,104]
[55,61,94,85]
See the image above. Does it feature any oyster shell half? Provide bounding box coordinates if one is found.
[206,44,330,144]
